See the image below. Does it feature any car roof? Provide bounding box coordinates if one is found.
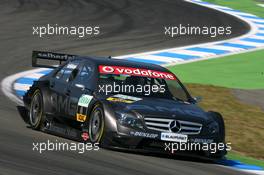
[76,56,170,72]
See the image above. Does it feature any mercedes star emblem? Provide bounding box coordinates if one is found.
[169,120,181,133]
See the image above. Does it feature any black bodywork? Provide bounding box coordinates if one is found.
[23,51,226,159]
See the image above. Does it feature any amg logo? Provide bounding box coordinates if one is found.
[51,93,69,113]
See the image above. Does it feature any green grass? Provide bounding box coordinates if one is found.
[169,50,264,89]
[187,84,264,160]
[227,152,264,169]
[205,0,264,18]
[168,0,264,90]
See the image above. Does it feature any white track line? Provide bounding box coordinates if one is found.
[247,18,264,23]
[225,11,257,17]
[243,170,264,175]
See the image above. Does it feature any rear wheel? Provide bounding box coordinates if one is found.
[29,89,46,130]
[88,104,105,144]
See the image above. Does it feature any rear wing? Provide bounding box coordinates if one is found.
[32,51,77,68]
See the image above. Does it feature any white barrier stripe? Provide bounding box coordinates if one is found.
[243,170,264,175]
[228,12,257,17]
[170,49,216,57]
[24,73,45,79]
[200,4,232,10]
[256,24,264,28]
[235,40,264,46]
[246,18,264,23]
[257,4,264,8]
[249,35,264,40]
[215,6,232,10]
[134,55,184,63]
[203,45,244,51]
[190,0,202,2]
[13,83,31,91]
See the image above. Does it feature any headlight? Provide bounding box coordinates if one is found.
[116,112,144,129]
[207,121,219,134]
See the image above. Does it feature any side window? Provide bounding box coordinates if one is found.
[54,60,80,82]
[75,65,92,85]
[55,68,64,79]
[166,80,188,101]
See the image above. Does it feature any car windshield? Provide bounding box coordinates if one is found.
[97,67,190,102]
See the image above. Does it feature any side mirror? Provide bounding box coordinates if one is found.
[191,96,202,104]
[75,83,85,90]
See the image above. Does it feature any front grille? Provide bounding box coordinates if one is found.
[144,117,202,135]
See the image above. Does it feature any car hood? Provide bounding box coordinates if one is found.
[101,95,211,124]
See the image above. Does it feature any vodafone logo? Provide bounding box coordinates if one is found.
[99,65,176,80]
[102,66,114,73]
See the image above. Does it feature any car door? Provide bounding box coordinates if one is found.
[67,63,94,120]
[50,60,81,117]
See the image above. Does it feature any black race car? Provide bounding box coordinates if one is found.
[23,51,227,159]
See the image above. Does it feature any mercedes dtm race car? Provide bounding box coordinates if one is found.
[23,51,227,159]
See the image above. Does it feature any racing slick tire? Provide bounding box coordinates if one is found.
[206,111,226,159]
[29,89,46,130]
[209,111,225,142]
[88,104,105,145]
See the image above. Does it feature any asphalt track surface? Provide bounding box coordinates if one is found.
[233,89,264,111]
[0,0,250,174]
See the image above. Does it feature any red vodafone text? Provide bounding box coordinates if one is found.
[99,65,176,80]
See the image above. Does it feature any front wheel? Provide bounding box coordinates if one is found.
[208,111,225,142]
[88,104,105,144]
[206,111,226,159]
[29,89,46,130]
